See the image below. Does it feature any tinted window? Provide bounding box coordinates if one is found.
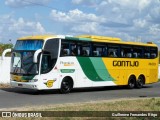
[77,42,91,56]
[42,39,59,74]
[132,46,143,58]
[14,40,43,50]
[92,43,106,57]
[108,45,120,57]
[121,45,132,58]
[150,47,158,58]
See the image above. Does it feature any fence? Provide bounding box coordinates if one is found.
[0,57,11,84]
[0,57,160,84]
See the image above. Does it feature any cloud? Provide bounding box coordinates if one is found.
[5,0,51,8]
[71,0,100,7]
[133,19,148,28]
[71,22,100,34]
[50,9,107,35]
[70,0,160,43]
[149,24,160,35]
[50,9,105,23]
[0,14,45,43]
[9,17,45,34]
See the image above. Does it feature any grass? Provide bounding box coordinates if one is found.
[0,83,10,88]
[31,98,160,111]
[0,98,160,120]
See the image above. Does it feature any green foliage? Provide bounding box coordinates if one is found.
[0,43,13,56]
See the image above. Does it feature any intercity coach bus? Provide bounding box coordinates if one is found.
[4,35,158,93]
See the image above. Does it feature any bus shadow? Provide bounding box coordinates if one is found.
[0,87,60,95]
[0,85,153,95]
[72,85,152,93]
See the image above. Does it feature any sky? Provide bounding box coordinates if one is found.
[0,0,160,47]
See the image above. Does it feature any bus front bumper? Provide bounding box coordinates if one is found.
[10,81,41,90]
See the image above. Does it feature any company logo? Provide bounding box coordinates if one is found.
[60,61,74,66]
[113,60,139,67]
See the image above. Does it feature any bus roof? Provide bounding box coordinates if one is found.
[18,35,61,40]
[77,35,121,41]
[75,35,157,47]
[18,34,157,47]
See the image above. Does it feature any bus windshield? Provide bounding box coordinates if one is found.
[11,40,43,75]
[14,40,43,50]
[11,51,38,75]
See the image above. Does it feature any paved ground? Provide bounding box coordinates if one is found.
[0,82,160,109]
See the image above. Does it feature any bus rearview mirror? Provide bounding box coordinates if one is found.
[2,49,12,60]
[33,49,42,63]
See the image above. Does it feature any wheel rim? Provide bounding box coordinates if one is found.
[128,77,135,88]
[137,77,144,87]
[61,81,70,92]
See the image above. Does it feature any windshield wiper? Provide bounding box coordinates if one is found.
[13,59,21,73]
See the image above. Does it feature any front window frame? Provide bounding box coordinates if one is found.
[10,50,40,75]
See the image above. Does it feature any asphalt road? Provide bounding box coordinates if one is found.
[0,82,160,109]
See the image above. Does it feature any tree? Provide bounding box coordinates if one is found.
[0,43,13,56]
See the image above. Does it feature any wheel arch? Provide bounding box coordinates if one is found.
[61,76,74,88]
[128,74,136,82]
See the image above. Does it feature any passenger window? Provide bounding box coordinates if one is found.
[108,45,119,57]
[70,42,77,56]
[77,42,91,56]
[121,46,132,58]
[92,43,105,57]
[150,47,158,58]
[144,47,150,58]
[61,41,69,56]
[133,46,143,58]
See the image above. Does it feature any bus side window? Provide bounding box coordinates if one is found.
[151,53,156,58]
[103,47,108,57]
[121,49,125,57]
[82,50,89,56]
[61,40,69,56]
[150,47,158,59]
[70,42,77,56]
[93,51,99,56]
[109,51,114,57]
[133,52,137,58]
[80,42,91,57]
[63,49,70,56]
[144,53,150,58]
[126,53,132,58]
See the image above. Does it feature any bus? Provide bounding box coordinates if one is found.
[4,35,159,93]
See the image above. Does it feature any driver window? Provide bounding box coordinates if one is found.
[41,54,51,74]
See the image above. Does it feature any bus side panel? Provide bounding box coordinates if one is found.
[147,58,159,84]
[76,57,116,87]
[149,69,158,83]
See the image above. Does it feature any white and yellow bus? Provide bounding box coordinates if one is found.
[6,35,158,93]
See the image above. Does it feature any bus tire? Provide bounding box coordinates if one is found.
[60,77,73,94]
[128,76,136,89]
[136,75,145,89]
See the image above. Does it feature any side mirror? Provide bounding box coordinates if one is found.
[33,49,42,63]
[2,49,12,60]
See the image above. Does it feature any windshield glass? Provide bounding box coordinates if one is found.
[11,51,39,75]
[11,40,43,75]
[14,40,43,50]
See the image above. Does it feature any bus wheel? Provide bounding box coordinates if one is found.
[136,76,144,89]
[128,76,136,89]
[60,78,73,94]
